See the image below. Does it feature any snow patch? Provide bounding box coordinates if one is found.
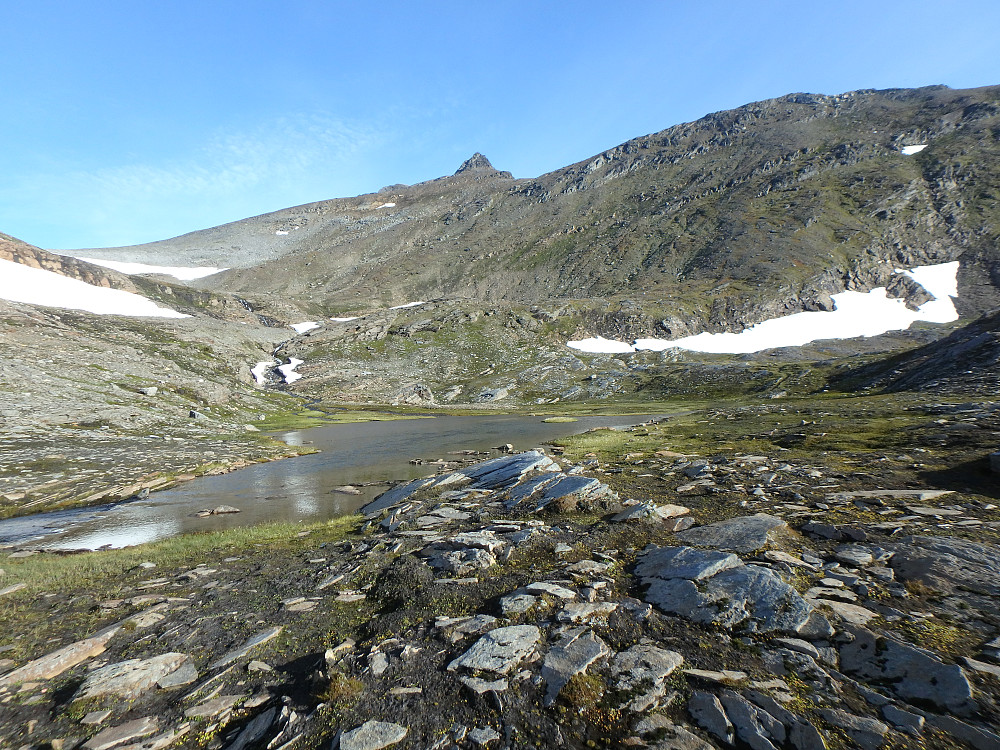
[568,261,960,355]
[0,258,189,318]
[75,257,227,281]
[390,301,424,310]
[331,316,360,322]
[567,336,637,354]
[278,358,304,384]
[290,321,319,333]
[900,144,928,155]
[378,202,396,208]
[251,360,276,385]
[275,230,289,235]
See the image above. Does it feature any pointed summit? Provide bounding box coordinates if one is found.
[455,152,495,174]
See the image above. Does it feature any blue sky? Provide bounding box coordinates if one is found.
[2,0,998,250]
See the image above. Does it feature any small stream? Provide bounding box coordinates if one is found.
[0,413,666,550]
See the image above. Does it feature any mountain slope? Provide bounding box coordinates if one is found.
[71,85,1000,337]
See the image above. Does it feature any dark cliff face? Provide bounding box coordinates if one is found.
[71,85,1000,337]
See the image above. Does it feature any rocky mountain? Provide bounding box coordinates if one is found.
[72,84,1000,339]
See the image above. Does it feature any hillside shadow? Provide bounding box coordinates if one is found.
[918,456,1000,501]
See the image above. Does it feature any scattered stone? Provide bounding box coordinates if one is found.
[840,627,975,713]
[612,644,684,711]
[81,717,158,750]
[75,652,192,700]
[468,727,501,745]
[500,592,538,615]
[881,704,924,736]
[81,710,112,725]
[924,713,1000,750]
[224,707,277,750]
[833,545,874,567]
[635,546,742,581]
[688,691,734,745]
[210,626,283,669]
[448,625,541,675]
[890,535,1000,596]
[676,513,788,553]
[460,676,509,694]
[819,708,888,749]
[0,625,119,688]
[719,690,780,750]
[184,694,242,718]
[962,656,1000,678]
[339,721,408,750]
[683,669,748,685]
[542,628,610,705]
[557,602,618,623]
[525,581,576,600]
[0,583,26,597]
[157,659,198,689]
[812,599,878,626]
[640,546,816,633]
[331,485,363,495]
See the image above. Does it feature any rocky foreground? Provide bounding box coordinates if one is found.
[2,435,1000,749]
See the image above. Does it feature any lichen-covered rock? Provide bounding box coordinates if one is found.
[447,625,541,675]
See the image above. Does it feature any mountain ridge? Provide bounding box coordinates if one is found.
[64,84,1000,339]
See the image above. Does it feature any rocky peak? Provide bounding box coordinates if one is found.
[455,153,496,174]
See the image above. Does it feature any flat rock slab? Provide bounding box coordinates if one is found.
[890,535,1000,596]
[525,581,576,600]
[830,489,953,501]
[76,652,192,701]
[0,625,119,688]
[812,599,877,626]
[636,546,741,581]
[638,546,815,634]
[184,693,242,718]
[82,716,158,750]
[210,626,283,669]
[557,602,618,623]
[542,628,610,705]
[448,625,541,675]
[840,627,975,714]
[339,720,408,750]
[676,514,788,553]
[612,644,684,711]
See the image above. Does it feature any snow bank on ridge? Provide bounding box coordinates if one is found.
[75,257,227,281]
[0,258,189,318]
[568,261,960,355]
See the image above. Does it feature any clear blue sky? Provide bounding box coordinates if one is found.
[2,0,998,250]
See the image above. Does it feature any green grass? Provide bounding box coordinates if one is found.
[0,516,361,597]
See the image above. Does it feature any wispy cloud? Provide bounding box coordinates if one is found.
[2,113,386,248]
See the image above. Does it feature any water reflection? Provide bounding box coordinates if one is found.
[0,413,666,550]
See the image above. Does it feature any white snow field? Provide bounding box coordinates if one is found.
[568,261,960,355]
[331,316,360,322]
[278,358,304,384]
[0,258,189,318]
[75,257,227,281]
[900,144,928,155]
[251,360,276,385]
[290,321,320,333]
